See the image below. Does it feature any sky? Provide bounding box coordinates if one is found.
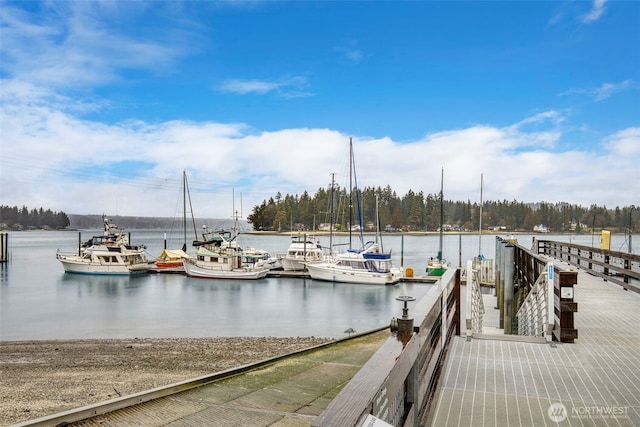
[1,0,639,221]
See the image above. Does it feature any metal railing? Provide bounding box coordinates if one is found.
[516,261,553,341]
[312,268,461,427]
[466,260,484,336]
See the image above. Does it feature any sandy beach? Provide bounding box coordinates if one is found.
[0,336,331,426]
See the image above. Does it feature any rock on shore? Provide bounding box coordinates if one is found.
[0,336,331,426]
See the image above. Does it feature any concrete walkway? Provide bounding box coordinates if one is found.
[66,330,388,427]
[427,265,640,427]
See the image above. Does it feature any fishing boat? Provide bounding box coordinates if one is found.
[279,233,327,271]
[305,138,402,285]
[56,216,149,275]
[152,170,199,273]
[426,168,450,276]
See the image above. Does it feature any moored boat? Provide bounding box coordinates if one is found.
[182,246,269,280]
[304,138,402,285]
[183,217,270,280]
[152,170,198,273]
[279,233,327,271]
[426,168,450,277]
[56,216,149,275]
[304,241,403,285]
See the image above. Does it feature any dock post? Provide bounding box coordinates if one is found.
[554,268,578,343]
[0,233,7,262]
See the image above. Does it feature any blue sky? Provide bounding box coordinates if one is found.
[1,0,638,220]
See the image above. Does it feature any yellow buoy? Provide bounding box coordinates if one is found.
[405,267,414,278]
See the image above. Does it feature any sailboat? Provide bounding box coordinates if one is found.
[426,168,449,276]
[153,170,198,273]
[304,138,403,285]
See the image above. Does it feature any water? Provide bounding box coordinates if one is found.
[1,230,636,341]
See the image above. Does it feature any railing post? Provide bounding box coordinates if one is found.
[546,262,554,342]
[503,243,515,334]
[553,268,578,343]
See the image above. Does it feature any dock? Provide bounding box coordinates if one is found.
[426,260,640,426]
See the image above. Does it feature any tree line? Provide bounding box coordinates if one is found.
[246,186,638,233]
[0,205,70,230]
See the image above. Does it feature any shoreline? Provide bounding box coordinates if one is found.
[0,336,332,426]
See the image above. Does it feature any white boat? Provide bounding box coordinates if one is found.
[184,222,270,280]
[56,216,149,275]
[279,233,327,271]
[305,138,402,285]
[182,245,269,280]
[305,241,403,285]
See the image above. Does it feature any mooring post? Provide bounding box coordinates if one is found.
[0,233,7,262]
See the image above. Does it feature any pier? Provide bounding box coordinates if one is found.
[12,237,640,426]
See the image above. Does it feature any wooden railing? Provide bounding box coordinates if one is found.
[312,268,461,427]
[537,240,640,293]
[497,237,578,343]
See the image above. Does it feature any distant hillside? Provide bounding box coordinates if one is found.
[68,214,250,231]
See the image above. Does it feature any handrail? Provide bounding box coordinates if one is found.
[313,268,461,427]
[466,260,484,336]
[537,240,640,293]
[516,262,553,340]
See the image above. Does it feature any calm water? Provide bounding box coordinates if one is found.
[0,230,636,341]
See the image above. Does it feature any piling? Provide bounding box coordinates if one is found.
[0,233,7,262]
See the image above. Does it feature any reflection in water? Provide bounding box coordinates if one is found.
[58,273,143,297]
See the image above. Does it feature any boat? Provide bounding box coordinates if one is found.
[56,216,149,275]
[153,248,190,273]
[305,240,403,285]
[426,168,450,276]
[183,214,270,280]
[152,170,199,273]
[304,138,403,285]
[279,233,327,271]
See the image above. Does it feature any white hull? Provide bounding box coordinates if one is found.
[57,255,149,275]
[305,262,402,285]
[182,258,268,280]
[280,257,312,271]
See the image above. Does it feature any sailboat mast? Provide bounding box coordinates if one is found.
[438,168,444,262]
[349,138,353,250]
[479,173,483,257]
[183,170,187,249]
[329,173,335,253]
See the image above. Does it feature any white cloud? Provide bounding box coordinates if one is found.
[217,76,314,98]
[559,79,636,102]
[335,41,364,63]
[0,2,196,89]
[2,98,637,218]
[581,0,607,23]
